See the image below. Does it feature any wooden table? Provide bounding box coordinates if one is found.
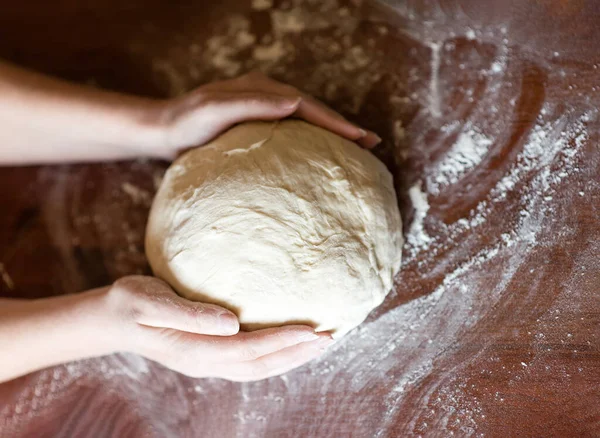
[1,0,599,436]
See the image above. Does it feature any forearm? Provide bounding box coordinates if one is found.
[0,288,115,383]
[0,61,166,165]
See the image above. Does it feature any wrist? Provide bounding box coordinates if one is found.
[122,98,173,159]
[35,288,120,359]
[0,60,173,164]
[64,287,124,356]
[134,98,184,161]
[92,94,171,160]
[0,288,120,382]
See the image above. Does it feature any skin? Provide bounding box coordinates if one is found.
[0,61,381,383]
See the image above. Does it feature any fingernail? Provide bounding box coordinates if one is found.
[284,97,302,109]
[363,133,382,149]
[298,331,320,342]
[218,312,240,333]
[358,128,368,138]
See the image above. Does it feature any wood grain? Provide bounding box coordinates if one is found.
[0,0,599,436]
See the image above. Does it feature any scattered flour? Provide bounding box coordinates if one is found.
[251,0,273,11]
[427,127,494,194]
[121,182,152,206]
[217,95,592,436]
[252,41,287,63]
[151,60,188,97]
[0,354,150,434]
[148,0,378,115]
[2,1,597,437]
[203,15,257,77]
[428,42,443,118]
[406,182,432,252]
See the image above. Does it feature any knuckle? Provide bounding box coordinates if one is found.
[190,304,209,328]
[111,275,139,292]
[179,91,215,112]
[200,92,237,113]
[109,277,141,301]
[107,276,164,321]
[243,95,269,107]
[155,334,191,363]
[112,275,157,293]
[233,342,260,361]
[107,278,135,304]
[247,361,270,379]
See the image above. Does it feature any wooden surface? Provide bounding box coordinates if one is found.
[1,0,599,436]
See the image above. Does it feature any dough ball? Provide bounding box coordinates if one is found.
[145,120,402,338]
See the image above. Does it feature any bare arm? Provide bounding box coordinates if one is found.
[0,61,164,164]
[0,63,381,165]
[0,289,114,380]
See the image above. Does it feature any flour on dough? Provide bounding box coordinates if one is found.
[145,120,402,338]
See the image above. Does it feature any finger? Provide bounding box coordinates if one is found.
[127,277,240,336]
[293,98,367,142]
[222,334,334,382]
[205,91,301,129]
[206,73,370,140]
[243,74,373,144]
[357,130,383,149]
[237,75,371,143]
[207,325,321,362]
[199,73,380,147]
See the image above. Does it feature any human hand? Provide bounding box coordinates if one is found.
[154,71,381,159]
[102,276,333,381]
[0,62,380,164]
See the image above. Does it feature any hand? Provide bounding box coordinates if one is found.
[102,276,334,381]
[0,62,381,164]
[154,71,381,159]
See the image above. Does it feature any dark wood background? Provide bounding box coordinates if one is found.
[0,0,599,436]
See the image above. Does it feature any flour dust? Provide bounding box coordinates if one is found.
[2,0,598,436]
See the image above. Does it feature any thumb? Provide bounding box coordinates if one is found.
[130,277,240,336]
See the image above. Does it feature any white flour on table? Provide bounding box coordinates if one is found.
[2,1,598,437]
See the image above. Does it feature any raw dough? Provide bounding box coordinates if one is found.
[145,120,402,338]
